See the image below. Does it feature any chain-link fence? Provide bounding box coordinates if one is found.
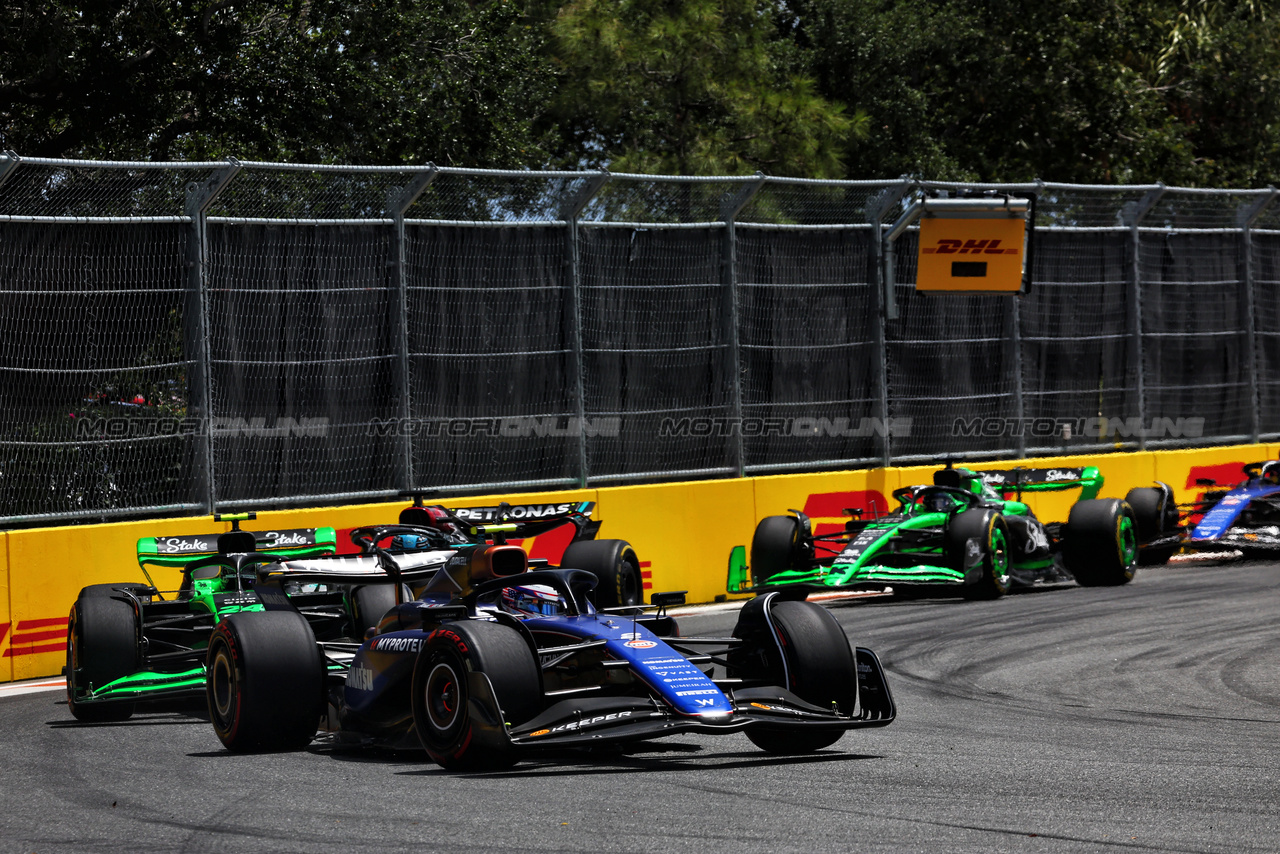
[1,151,1277,525]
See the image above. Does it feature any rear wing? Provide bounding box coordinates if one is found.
[137,527,338,572]
[410,499,599,539]
[977,466,1103,500]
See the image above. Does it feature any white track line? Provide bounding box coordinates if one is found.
[666,588,889,618]
[0,677,65,698]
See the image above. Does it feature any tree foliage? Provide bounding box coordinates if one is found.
[774,0,1280,184]
[540,0,857,176]
[1,0,1277,185]
[0,0,555,165]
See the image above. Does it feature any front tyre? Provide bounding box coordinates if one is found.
[560,539,642,608]
[66,595,140,722]
[412,620,541,771]
[1125,486,1179,565]
[946,509,1012,600]
[735,599,857,754]
[206,611,323,752]
[76,583,152,602]
[1063,498,1138,586]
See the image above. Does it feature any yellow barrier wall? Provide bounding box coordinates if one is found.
[1,531,11,684]
[595,478,756,604]
[3,444,1273,681]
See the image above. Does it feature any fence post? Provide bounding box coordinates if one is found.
[559,170,610,488]
[183,158,241,514]
[719,174,766,477]
[0,151,20,189]
[386,165,439,494]
[1008,296,1026,458]
[866,181,913,466]
[1238,187,1278,444]
[1119,183,1164,451]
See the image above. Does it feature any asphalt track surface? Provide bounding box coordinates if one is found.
[2,558,1278,853]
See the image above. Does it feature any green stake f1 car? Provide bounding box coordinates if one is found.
[65,500,639,722]
[728,464,1165,600]
[65,514,352,722]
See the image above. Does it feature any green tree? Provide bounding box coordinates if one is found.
[0,0,555,166]
[778,0,1196,183]
[1148,0,1280,186]
[541,0,857,176]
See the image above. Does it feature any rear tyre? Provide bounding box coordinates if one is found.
[412,620,542,771]
[750,516,803,586]
[1125,487,1179,566]
[351,584,401,638]
[66,595,140,722]
[736,600,856,754]
[946,509,1012,600]
[206,611,323,752]
[560,539,642,608]
[1063,498,1138,586]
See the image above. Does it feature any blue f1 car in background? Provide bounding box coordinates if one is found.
[1181,461,1280,557]
[205,524,896,770]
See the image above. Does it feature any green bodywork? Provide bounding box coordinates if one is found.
[69,525,337,707]
[728,465,1110,593]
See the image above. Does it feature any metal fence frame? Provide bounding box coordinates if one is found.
[1,150,1277,525]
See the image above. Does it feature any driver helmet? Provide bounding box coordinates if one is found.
[1263,462,1280,485]
[391,533,437,551]
[925,491,954,513]
[500,583,565,618]
[423,505,470,544]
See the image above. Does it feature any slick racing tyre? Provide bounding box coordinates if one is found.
[560,539,642,608]
[412,620,541,771]
[1063,498,1138,586]
[946,509,1012,600]
[207,611,324,752]
[1125,486,1179,565]
[750,516,804,586]
[730,598,857,754]
[351,584,404,638]
[66,594,140,723]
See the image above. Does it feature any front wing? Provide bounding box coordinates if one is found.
[465,647,895,754]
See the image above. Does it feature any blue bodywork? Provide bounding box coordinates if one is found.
[337,597,739,741]
[249,555,899,756]
[1189,482,1280,541]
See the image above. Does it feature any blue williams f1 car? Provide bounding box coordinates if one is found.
[205,525,896,770]
[1179,461,1280,557]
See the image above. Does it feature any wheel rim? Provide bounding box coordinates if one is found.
[425,661,463,733]
[1117,515,1138,566]
[210,645,235,725]
[990,525,1010,585]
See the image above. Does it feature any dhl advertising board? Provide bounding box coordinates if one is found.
[915,196,1029,294]
[3,444,1277,681]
